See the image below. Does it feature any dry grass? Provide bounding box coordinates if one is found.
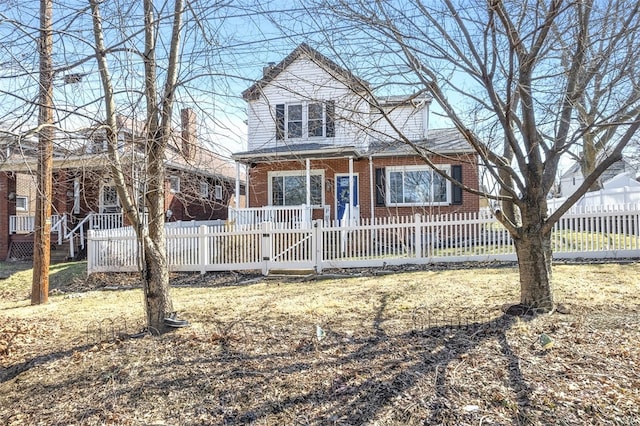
[1,261,639,425]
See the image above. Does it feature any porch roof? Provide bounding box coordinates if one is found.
[0,153,109,172]
[233,128,476,164]
[232,143,363,163]
[0,149,241,184]
[368,128,476,156]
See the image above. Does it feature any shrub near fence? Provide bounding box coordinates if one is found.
[87,204,640,275]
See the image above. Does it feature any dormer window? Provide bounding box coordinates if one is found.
[276,101,335,140]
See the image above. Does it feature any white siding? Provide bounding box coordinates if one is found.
[371,104,426,142]
[246,56,429,152]
[246,57,370,151]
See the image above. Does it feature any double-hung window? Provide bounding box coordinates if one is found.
[169,176,180,193]
[276,101,335,140]
[270,171,324,206]
[15,196,28,211]
[387,165,451,206]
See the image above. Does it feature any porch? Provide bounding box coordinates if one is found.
[8,212,124,261]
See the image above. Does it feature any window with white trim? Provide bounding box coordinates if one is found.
[269,170,324,206]
[276,101,335,140]
[15,196,28,211]
[100,183,120,213]
[214,185,223,200]
[387,165,451,206]
[169,176,180,193]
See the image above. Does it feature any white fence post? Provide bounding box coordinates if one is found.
[87,229,94,274]
[414,213,422,258]
[261,221,272,275]
[199,225,208,275]
[314,219,323,274]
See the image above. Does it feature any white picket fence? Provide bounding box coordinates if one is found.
[86,204,640,275]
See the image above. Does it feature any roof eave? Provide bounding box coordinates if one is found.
[232,146,363,163]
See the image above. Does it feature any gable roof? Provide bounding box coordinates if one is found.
[241,43,369,101]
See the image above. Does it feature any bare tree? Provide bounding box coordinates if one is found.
[301,0,640,312]
[89,0,186,331]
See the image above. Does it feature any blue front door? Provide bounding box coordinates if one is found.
[335,174,359,220]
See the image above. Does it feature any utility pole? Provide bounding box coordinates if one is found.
[32,0,54,305]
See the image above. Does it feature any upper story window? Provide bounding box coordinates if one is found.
[15,196,28,211]
[199,182,209,198]
[169,176,180,193]
[276,101,335,140]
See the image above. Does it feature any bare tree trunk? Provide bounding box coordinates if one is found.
[580,132,601,191]
[142,235,173,331]
[32,0,53,305]
[513,207,554,313]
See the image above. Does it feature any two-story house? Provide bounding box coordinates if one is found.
[231,43,479,226]
[0,109,241,261]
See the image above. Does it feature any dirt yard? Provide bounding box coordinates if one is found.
[1,261,639,425]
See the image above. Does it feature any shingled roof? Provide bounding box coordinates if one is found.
[241,43,369,101]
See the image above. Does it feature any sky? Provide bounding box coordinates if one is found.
[0,1,456,159]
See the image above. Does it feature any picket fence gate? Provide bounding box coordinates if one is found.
[86,204,640,275]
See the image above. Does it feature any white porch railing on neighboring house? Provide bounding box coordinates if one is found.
[9,214,61,235]
[228,205,331,227]
[87,204,640,275]
[89,213,124,230]
[9,212,129,259]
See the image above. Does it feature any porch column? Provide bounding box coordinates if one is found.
[306,158,311,206]
[245,165,250,208]
[235,162,241,208]
[349,156,354,224]
[369,156,375,221]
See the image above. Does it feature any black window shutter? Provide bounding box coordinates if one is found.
[275,104,285,140]
[325,100,335,138]
[375,167,386,206]
[452,165,463,205]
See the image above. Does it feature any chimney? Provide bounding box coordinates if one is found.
[181,108,196,159]
[263,62,276,78]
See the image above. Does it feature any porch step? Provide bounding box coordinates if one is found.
[266,269,316,277]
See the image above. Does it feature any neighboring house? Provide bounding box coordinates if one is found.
[0,109,241,260]
[231,43,479,224]
[549,156,640,210]
[558,156,634,198]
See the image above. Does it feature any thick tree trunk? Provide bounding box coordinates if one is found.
[142,238,173,332]
[513,213,554,313]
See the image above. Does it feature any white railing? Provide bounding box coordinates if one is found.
[87,204,640,275]
[89,213,124,230]
[9,212,129,259]
[228,205,331,228]
[10,214,62,235]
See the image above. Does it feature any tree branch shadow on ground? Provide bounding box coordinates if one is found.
[0,343,95,384]
[1,294,538,425]
[158,294,537,424]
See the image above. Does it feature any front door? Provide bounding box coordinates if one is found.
[335,174,359,221]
